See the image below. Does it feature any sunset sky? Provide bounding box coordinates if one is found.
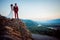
[0,0,60,20]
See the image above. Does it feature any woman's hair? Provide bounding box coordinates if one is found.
[10,4,13,10]
[10,4,13,7]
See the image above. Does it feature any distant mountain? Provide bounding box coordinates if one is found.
[22,19,38,27]
[45,19,60,24]
[22,19,60,27]
[37,19,60,27]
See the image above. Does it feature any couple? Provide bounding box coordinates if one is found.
[10,3,19,19]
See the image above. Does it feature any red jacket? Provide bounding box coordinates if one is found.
[14,6,18,13]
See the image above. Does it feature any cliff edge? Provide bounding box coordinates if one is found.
[0,15,33,40]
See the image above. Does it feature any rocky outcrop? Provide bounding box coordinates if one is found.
[0,15,33,40]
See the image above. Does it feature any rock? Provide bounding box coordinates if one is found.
[0,15,33,40]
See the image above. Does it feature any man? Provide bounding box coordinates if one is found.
[13,3,19,19]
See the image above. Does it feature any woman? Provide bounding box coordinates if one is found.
[7,4,14,18]
[11,4,13,11]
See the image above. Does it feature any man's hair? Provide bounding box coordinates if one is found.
[15,3,17,5]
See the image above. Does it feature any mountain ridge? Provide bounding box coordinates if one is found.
[21,19,60,27]
[0,15,33,40]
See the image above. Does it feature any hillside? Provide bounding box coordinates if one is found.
[22,19,38,27]
[21,19,60,38]
[0,15,33,40]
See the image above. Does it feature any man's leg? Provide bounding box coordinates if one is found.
[15,13,16,19]
[17,13,18,19]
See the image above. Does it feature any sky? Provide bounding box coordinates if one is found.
[0,0,60,20]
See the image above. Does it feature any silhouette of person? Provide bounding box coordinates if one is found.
[7,4,14,18]
[10,4,13,11]
[13,3,19,19]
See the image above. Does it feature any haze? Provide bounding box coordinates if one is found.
[0,0,60,20]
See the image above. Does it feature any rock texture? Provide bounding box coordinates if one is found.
[0,15,33,40]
